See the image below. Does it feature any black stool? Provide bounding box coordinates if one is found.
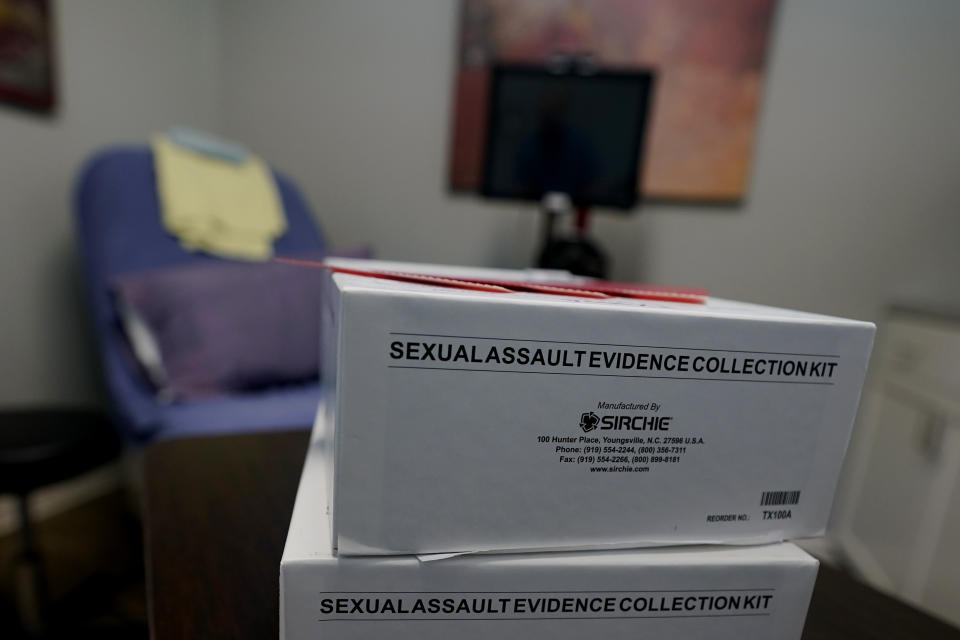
[0,408,121,635]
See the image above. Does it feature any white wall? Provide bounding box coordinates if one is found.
[221,0,960,325]
[0,1,221,405]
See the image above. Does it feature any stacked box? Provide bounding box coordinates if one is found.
[280,259,874,639]
[281,427,819,640]
[318,259,874,555]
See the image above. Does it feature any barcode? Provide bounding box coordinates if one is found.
[761,490,801,506]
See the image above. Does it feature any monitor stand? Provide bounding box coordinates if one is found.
[536,197,608,279]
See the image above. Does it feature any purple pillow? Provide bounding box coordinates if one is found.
[112,251,369,400]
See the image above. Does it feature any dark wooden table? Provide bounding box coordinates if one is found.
[143,430,960,639]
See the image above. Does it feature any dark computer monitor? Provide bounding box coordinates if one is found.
[481,64,654,210]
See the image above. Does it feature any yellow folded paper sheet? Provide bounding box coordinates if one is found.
[152,135,286,260]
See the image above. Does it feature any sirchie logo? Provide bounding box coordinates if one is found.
[577,409,673,432]
[579,411,600,433]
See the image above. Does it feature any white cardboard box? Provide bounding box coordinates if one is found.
[319,259,875,555]
[280,430,819,640]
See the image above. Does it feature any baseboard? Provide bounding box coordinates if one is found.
[0,462,123,537]
[795,536,843,567]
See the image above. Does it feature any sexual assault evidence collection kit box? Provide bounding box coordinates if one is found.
[281,426,819,640]
[280,259,874,639]
[316,259,874,555]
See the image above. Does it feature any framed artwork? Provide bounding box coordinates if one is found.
[450,0,778,203]
[0,0,56,114]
